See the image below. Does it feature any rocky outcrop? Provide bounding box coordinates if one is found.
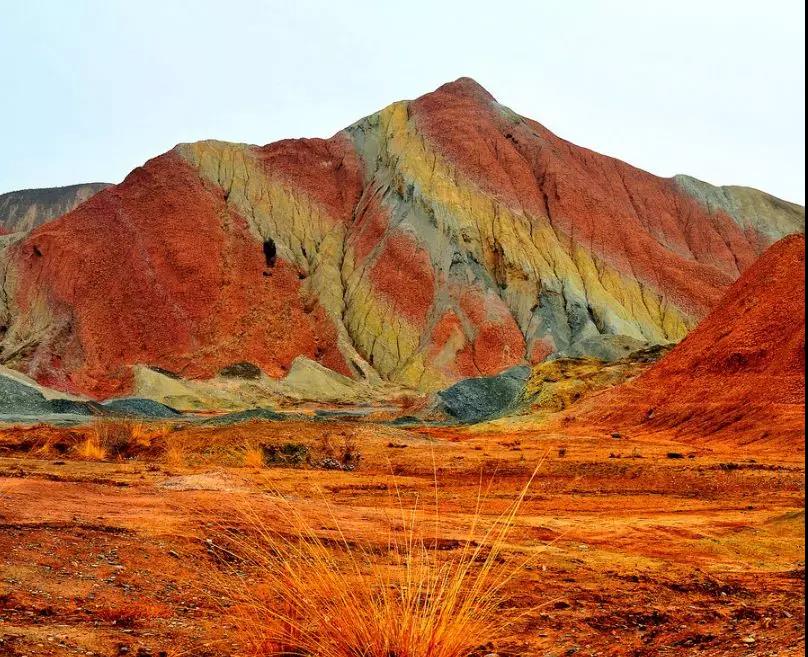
[574,235,805,447]
[130,357,375,412]
[520,346,670,414]
[436,365,531,423]
[0,183,111,234]
[0,79,803,400]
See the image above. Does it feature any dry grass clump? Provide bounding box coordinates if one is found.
[73,419,170,461]
[96,598,172,628]
[74,435,107,461]
[164,443,187,468]
[212,469,539,657]
[242,445,265,469]
[316,432,361,471]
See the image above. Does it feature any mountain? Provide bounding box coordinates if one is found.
[0,78,803,400]
[573,234,805,448]
[0,183,111,234]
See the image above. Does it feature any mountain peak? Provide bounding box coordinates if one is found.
[430,77,497,103]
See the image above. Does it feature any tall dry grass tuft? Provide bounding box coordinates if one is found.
[242,444,265,469]
[164,443,187,468]
[210,467,541,657]
[74,419,170,461]
[74,435,107,461]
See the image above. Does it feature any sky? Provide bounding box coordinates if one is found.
[1,0,805,203]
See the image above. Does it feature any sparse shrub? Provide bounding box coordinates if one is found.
[398,394,421,411]
[96,420,142,459]
[558,446,568,458]
[163,443,186,469]
[338,435,361,471]
[78,419,168,461]
[96,600,171,628]
[316,433,362,471]
[261,442,310,467]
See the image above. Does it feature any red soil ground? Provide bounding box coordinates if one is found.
[0,418,804,656]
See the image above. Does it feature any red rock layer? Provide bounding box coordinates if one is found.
[253,134,363,222]
[11,152,347,398]
[574,235,806,449]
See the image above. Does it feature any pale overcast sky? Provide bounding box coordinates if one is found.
[1,0,804,203]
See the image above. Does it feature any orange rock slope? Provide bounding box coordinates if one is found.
[571,234,805,449]
[0,78,803,399]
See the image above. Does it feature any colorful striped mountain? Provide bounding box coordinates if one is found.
[0,78,803,399]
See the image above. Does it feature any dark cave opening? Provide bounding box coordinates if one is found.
[263,238,277,268]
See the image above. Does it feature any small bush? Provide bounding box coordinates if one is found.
[316,433,362,471]
[261,442,309,467]
[163,443,186,468]
[96,600,171,628]
[71,420,170,462]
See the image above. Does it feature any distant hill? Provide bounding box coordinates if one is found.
[0,183,111,233]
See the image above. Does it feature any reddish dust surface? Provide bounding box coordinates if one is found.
[567,235,805,453]
[0,419,804,656]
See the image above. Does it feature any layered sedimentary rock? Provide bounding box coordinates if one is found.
[0,79,803,400]
[0,183,111,233]
[576,234,805,447]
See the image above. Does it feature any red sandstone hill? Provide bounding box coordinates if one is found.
[572,234,805,450]
[0,78,804,399]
